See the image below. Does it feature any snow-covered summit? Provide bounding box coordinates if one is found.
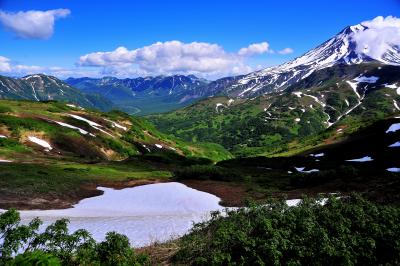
[225,17,400,98]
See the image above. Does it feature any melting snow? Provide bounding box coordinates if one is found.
[0,159,12,163]
[389,141,400,147]
[353,75,379,83]
[295,118,301,122]
[310,153,324,157]
[394,100,400,111]
[104,119,128,131]
[387,167,400,173]
[6,183,224,247]
[28,136,52,151]
[346,156,373,162]
[295,167,320,173]
[155,144,163,149]
[293,91,302,98]
[53,121,92,136]
[0,135,7,138]
[386,123,400,133]
[68,114,113,137]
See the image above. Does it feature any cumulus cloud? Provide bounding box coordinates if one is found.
[0,9,70,39]
[238,42,270,56]
[0,56,44,74]
[79,41,254,78]
[278,48,294,55]
[79,41,281,78]
[352,16,400,60]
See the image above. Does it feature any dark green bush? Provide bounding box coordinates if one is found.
[175,195,400,265]
[174,165,242,182]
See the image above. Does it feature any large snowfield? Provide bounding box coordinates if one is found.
[4,183,224,247]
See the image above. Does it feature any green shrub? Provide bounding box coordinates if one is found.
[0,209,148,265]
[174,165,242,182]
[175,195,400,265]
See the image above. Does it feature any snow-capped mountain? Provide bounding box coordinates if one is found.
[223,24,400,98]
[0,74,111,110]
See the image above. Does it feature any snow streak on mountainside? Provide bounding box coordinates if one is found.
[224,17,400,98]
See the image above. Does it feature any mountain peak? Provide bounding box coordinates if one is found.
[223,20,400,98]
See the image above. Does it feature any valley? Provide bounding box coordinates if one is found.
[1,9,400,264]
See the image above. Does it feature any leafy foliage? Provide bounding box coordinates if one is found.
[175,196,400,265]
[0,209,148,265]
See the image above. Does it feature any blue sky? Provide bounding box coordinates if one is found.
[0,0,399,79]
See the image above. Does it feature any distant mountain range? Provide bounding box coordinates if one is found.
[1,21,399,118]
[0,74,112,111]
[65,75,210,115]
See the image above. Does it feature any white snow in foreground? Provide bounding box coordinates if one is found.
[68,114,113,137]
[155,144,163,149]
[0,135,7,138]
[387,167,400,173]
[310,153,324,157]
[6,183,224,247]
[53,121,92,136]
[389,141,400,148]
[295,167,320,173]
[28,136,52,150]
[346,156,373,162]
[104,119,127,131]
[386,123,400,133]
[353,75,379,83]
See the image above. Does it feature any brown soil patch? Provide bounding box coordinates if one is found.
[181,180,256,207]
[0,178,165,210]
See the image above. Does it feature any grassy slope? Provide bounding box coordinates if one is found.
[149,64,400,157]
[0,99,231,209]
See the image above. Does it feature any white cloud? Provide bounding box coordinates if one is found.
[278,47,294,55]
[238,42,270,56]
[0,9,70,39]
[352,16,400,60]
[0,56,44,75]
[79,41,279,78]
[0,56,12,72]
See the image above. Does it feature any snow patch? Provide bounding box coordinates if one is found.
[346,156,373,162]
[155,144,163,149]
[387,167,400,173]
[310,153,324,157]
[28,136,52,151]
[68,114,113,137]
[386,123,400,133]
[293,91,302,98]
[104,119,128,131]
[389,141,400,147]
[295,167,320,173]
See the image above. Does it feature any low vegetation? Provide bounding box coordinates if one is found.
[175,195,400,265]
